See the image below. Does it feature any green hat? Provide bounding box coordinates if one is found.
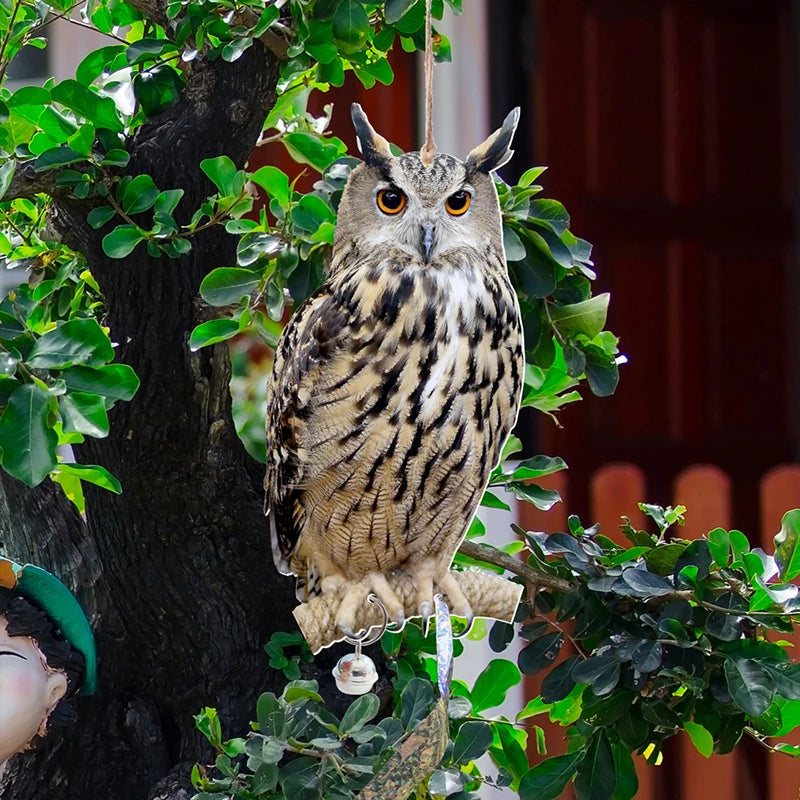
[0,556,97,695]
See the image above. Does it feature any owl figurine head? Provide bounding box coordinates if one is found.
[333,103,520,268]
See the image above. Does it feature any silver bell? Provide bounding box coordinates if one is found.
[332,651,379,695]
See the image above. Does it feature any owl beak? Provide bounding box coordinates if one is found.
[420,222,436,263]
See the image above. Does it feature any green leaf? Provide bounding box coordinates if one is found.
[87,206,116,229]
[237,232,280,267]
[59,391,110,437]
[621,567,673,597]
[611,742,638,800]
[729,529,750,566]
[631,641,662,673]
[292,193,335,232]
[284,132,347,173]
[51,79,123,131]
[480,489,511,510]
[201,155,238,195]
[550,294,610,338]
[428,768,465,796]
[774,509,800,581]
[643,542,686,575]
[496,723,530,781]
[707,527,731,568]
[575,731,615,800]
[55,462,121,494]
[62,364,140,402]
[452,720,493,764]
[339,693,380,735]
[154,189,183,215]
[684,721,714,758]
[519,752,584,800]
[251,763,278,795]
[384,0,417,24]
[0,384,58,487]
[28,319,114,370]
[530,199,570,235]
[541,655,580,703]
[280,756,321,796]
[34,146,85,172]
[333,0,370,45]
[103,225,146,258]
[250,165,290,206]
[221,35,254,63]
[8,86,51,107]
[76,45,127,86]
[503,225,526,261]
[200,268,260,307]
[121,174,158,214]
[189,319,241,351]
[133,65,184,117]
[400,677,433,729]
[724,659,774,717]
[0,161,15,200]
[518,633,564,676]
[519,167,547,188]
[471,659,521,712]
[584,346,619,397]
[507,482,561,511]
[101,148,130,167]
[572,656,620,697]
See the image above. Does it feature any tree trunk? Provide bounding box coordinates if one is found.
[0,36,317,800]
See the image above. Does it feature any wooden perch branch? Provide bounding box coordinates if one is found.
[295,569,524,654]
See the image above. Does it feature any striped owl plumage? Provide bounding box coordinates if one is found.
[265,104,524,637]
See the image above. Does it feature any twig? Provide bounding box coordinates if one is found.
[0,0,23,80]
[36,4,129,44]
[745,727,800,757]
[0,208,33,247]
[457,540,575,594]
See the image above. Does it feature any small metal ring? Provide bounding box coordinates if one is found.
[343,594,389,647]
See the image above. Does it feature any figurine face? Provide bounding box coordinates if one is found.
[0,618,67,764]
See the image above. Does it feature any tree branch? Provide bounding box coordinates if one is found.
[5,161,58,201]
[125,0,168,27]
[457,540,575,594]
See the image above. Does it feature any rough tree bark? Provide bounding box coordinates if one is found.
[0,21,326,800]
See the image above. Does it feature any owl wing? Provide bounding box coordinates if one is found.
[264,283,352,575]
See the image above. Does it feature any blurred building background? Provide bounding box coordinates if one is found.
[11,0,800,796]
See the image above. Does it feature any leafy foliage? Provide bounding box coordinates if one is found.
[0,1,797,800]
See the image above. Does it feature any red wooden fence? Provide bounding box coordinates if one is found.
[517,463,800,799]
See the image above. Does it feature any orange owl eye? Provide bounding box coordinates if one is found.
[376,187,407,215]
[445,190,471,216]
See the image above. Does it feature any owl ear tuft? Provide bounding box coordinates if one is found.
[351,103,392,169]
[465,107,520,174]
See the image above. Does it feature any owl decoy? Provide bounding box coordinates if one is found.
[265,104,524,638]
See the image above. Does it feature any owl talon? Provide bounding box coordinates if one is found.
[419,601,433,638]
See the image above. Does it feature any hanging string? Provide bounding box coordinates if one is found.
[419,0,436,166]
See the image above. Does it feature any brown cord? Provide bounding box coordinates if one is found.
[419,0,436,166]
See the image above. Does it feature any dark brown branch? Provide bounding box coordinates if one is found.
[458,540,575,594]
[125,0,168,27]
[5,161,58,201]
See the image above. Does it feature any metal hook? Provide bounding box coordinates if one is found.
[343,593,389,650]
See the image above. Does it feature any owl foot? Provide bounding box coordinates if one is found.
[434,570,475,634]
[336,572,405,639]
[412,562,474,637]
